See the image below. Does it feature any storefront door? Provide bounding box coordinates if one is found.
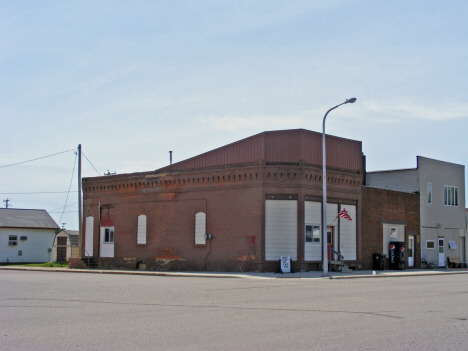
[438,238,445,267]
[408,235,414,267]
[327,227,334,260]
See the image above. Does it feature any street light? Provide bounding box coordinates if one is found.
[322,98,356,276]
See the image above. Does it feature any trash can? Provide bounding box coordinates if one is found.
[372,253,384,270]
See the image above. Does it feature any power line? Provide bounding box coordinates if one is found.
[59,151,78,224]
[0,149,75,169]
[82,152,102,176]
[50,202,78,213]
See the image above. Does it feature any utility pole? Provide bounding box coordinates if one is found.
[3,198,11,208]
[78,144,82,257]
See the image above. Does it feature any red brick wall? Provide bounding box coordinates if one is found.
[361,186,420,270]
[82,162,363,272]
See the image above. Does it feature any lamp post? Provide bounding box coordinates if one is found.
[322,98,356,276]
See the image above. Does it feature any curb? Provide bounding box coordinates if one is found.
[1,266,467,280]
[330,270,468,279]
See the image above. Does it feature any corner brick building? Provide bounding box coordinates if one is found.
[82,129,367,272]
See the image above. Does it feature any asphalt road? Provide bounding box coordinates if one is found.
[1,270,467,350]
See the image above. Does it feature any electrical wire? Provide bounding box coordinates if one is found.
[59,151,78,224]
[0,149,75,169]
[82,152,102,176]
[50,202,78,213]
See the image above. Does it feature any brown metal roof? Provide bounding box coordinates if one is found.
[157,129,363,173]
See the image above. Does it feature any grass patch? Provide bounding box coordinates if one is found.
[9,262,69,268]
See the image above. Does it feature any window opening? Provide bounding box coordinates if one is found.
[104,228,114,243]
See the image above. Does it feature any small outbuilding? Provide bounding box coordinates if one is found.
[0,208,59,263]
[52,229,79,262]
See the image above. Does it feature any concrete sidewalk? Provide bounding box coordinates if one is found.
[2,265,468,280]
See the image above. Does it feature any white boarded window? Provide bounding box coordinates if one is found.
[85,216,94,257]
[195,212,206,245]
[265,200,298,260]
[137,215,147,244]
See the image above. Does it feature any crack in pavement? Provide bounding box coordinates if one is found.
[2,298,403,319]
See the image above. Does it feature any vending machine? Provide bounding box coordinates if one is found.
[389,241,406,270]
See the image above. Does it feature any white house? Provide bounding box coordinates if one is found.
[367,156,466,267]
[0,208,59,263]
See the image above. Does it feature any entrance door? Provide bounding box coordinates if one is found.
[57,247,66,261]
[56,237,67,262]
[438,238,445,267]
[408,235,414,267]
[327,227,334,260]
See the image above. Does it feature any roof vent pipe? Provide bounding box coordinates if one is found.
[169,151,173,165]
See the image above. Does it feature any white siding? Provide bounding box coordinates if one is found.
[367,169,418,193]
[195,212,206,245]
[137,215,147,245]
[100,227,114,258]
[84,216,94,257]
[422,227,438,264]
[418,156,466,230]
[382,223,405,256]
[339,205,357,260]
[304,201,322,261]
[265,200,297,260]
[0,228,55,263]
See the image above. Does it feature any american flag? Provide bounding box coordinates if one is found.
[335,208,352,221]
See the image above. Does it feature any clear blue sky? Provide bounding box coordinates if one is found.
[1,1,467,230]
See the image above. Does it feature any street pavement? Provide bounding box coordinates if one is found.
[1,268,468,350]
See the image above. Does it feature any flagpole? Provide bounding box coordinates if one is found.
[322,98,356,277]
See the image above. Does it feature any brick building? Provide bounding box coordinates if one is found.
[361,186,420,269]
[82,129,364,272]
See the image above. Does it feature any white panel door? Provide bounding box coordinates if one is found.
[100,227,114,258]
[265,200,298,260]
[438,238,445,267]
[408,235,414,267]
[84,217,94,257]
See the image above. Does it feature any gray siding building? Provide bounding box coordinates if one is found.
[367,156,466,267]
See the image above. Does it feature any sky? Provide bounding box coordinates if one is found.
[1,1,468,230]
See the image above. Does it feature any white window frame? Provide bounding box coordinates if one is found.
[427,183,432,204]
[426,240,435,249]
[8,235,18,246]
[444,185,459,206]
[103,227,114,243]
[305,224,321,243]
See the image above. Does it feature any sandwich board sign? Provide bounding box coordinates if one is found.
[280,256,291,273]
